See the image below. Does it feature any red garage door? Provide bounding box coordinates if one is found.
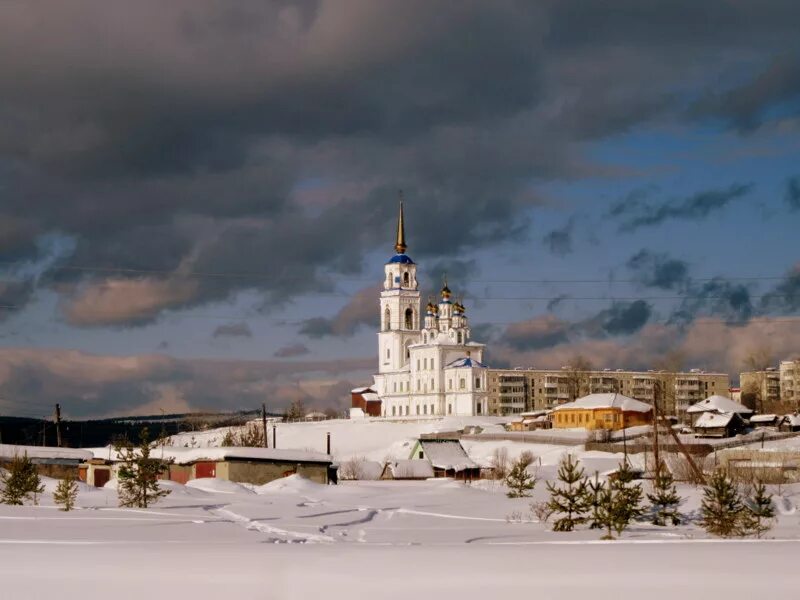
[195,462,216,478]
[94,468,111,488]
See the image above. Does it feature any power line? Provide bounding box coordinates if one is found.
[0,259,791,284]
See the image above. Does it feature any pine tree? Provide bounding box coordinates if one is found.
[53,475,79,511]
[700,469,745,537]
[115,428,171,508]
[505,453,537,498]
[1,453,44,506]
[595,480,617,540]
[586,471,604,529]
[546,454,589,531]
[609,461,644,535]
[647,461,682,526]
[742,480,775,538]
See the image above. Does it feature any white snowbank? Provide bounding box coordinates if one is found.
[255,474,325,495]
[185,478,254,495]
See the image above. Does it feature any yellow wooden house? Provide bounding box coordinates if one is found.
[552,393,652,431]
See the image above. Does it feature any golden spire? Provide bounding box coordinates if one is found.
[441,274,451,298]
[394,193,407,254]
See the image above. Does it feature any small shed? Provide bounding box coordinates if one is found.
[381,459,435,480]
[780,414,800,432]
[351,387,382,417]
[694,412,745,438]
[408,439,481,481]
[749,414,780,429]
[0,444,92,480]
[687,395,753,426]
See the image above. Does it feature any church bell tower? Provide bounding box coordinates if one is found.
[377,199,421,374]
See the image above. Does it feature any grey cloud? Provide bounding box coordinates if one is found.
[501,299,652,351]
[299,284,380,338]
[0,347,372,418]
[787,176,800,211]
[626,249,690,290]
[760,263,800,314]
[690,56,800,131]
[0,2,798,324]
[274,342,310,358]
[611,183,753,231]
[212,322,253,339]
[542,218,574,256]
[670,278,754,326]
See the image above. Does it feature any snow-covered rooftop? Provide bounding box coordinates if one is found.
[417,440,478,471]
[694,412,736,428]
[361,392,380,402]
[0,444,93,462]
[750,414,779,423]
[89,446,332,465]
[686,395,752,414]
[552,393,652,413]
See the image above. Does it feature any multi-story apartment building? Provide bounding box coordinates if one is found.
[487,367,729,416]
[780,359,800,404]
[740,368,782,409]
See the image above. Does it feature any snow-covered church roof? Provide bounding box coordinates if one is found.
[553,393,652,413]
[686,395,752,415]
[445,356,487,369]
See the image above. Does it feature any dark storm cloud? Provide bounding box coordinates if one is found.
[212,322,253,339]
[299,284,380,338]
[787,176,800,211]
[610,184,753,231]
[589,300,652,336]
[760,263,800,314]
[542,218,574,256]
[690,56,800,131]
[670,278,754,326]
[626,249,690,290]
[501,299,652,351]
[274,342,310,358]
[1,1,799,325]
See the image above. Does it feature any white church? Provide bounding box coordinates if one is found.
[367,202,489,418]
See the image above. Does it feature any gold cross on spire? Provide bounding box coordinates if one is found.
[394,192,407,254]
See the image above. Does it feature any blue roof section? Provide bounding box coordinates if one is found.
[387,253,415,264]
[445,356,487,369]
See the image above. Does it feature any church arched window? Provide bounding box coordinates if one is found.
[403,272,410,287]
[404,308,413,330]
[423,332,427,344]
[457,331,463,344]
[384,307,391,331]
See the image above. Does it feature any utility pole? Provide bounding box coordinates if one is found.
[55,403,63,448]
[652,382,661,476]
[262,403,268,448]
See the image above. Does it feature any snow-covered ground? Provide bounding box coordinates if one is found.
[2,472,800,599]
[4,418,800,598]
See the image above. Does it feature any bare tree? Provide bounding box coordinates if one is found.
[564,355,593,402]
